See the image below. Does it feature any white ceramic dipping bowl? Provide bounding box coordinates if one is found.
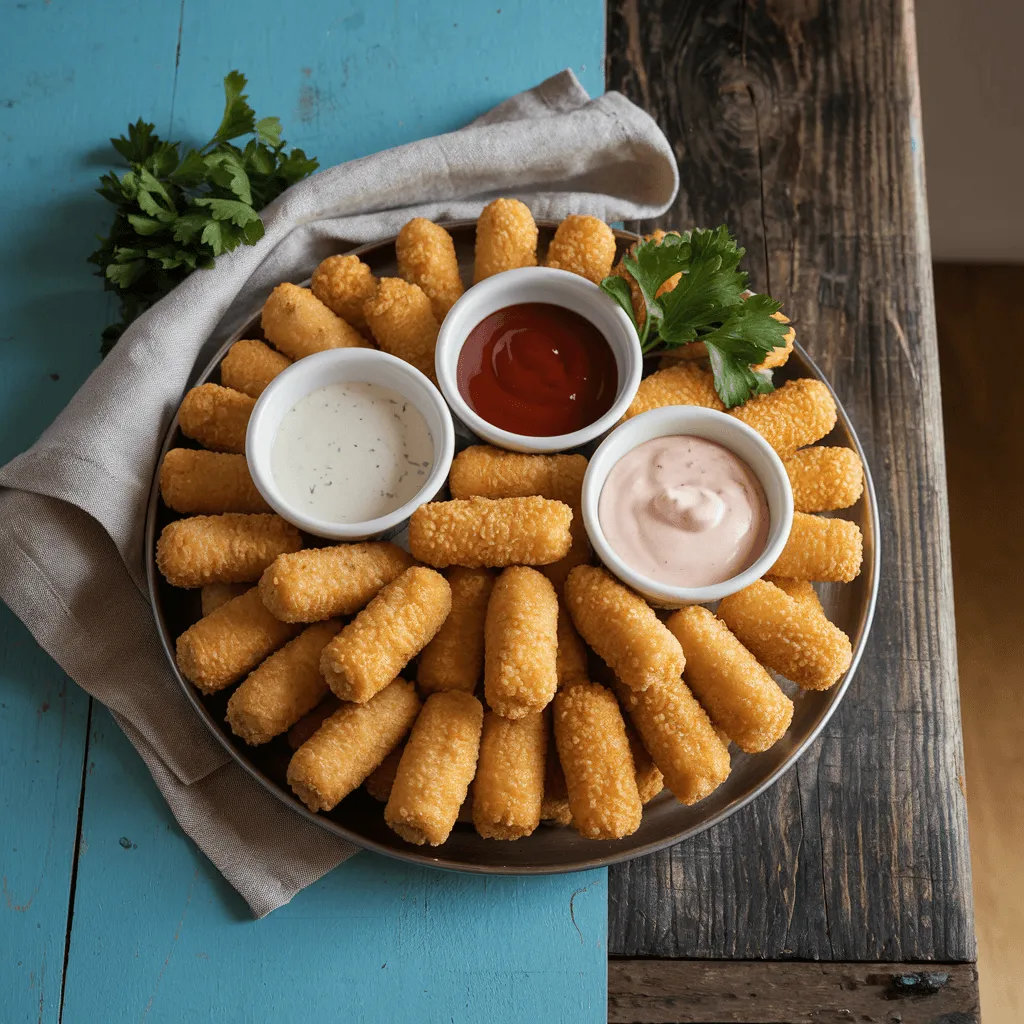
[434,266,642,453]
[581,406,794,607]
[246,348,455,541]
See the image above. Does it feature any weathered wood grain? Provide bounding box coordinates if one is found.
[606,0,973,962]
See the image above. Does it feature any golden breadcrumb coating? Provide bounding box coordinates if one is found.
[286,694,342,750]
[623,363,725,420]
[665,605,793,753]
[219,339,292,398]
[754,314,795,371]
[555,603,589,688]
[396,218,465,321]
[310,254,378,333]
[718,579,852,690]
[610,229,682,328]
[730,378,837,456]
[259,542,415,622]
[385,690,484,845]
[409,496,572,569]
[200,582,249,617]
[364,743,405,802]
[417,567,494,694]
[473,198,538,283]
[362,277,440,382]
[156,513,302,589]
[178,383,255,454]
[768,577,825,617]
[783,446,864,513]
[552,681,642,839]
[287,678,421,812]
[472,710,546,840]
[541,718,573,825]
[448,446,586,504]
[261,281,367,359]
[770,511,864,583]
[320,567,452,703]
[625,721,665,803]
[484,566,559,719]
[544,215,616,284]
[564,566,685,692]
[159,448,270,515]
[175,587,300,694]
[539,515,593,596]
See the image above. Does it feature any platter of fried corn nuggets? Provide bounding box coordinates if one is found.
[145,207,878,872]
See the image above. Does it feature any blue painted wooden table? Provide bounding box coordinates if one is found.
[0,3,607,1020]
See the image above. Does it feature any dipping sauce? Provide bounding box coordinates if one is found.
[271,381,433,523]
[456,302,618,436]
[598,435,769,588]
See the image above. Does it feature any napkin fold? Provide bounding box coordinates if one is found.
[0,69,677,917]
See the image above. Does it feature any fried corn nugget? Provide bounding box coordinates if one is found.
[362,277,439,382]
[259,542,415,622]
[396,218,464,321]
[364,743,405,802]
[157,513,302,589]
[321,567,452,703]
[718,579,852,690]
[564,566,685,692]
[200,582,249,617]
[226,619,340,745]
[262,281,367,359]
[448,446,587,504]
[176,588,300,694]
[626,722,665,803]
[769,577,825,617]
[417,567,494,694]
[310,254,378,333]
[553,682,642,839]
[754,313,795,371]
[665,606,793,753]
[544,215,616,284]
[219,339,292,398]
[287,678,421,812]
[473,197,538,283]
[484,567,559,719]
[730,378,837,456]
[472,711,546,840]
[556,604,589,688]
[771,511,863,583]
[385,690,484,845]
[624,363,725,420]
[286,694,342,750]
[409,496,572,569]
[615,675,731,805]
[178,383,255,454]
[541,719,573,825]
[159,448,270,515]
[784,446,864,513]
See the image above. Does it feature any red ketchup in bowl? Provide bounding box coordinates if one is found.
[455,302,618,437]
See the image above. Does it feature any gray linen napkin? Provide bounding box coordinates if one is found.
[0,70,677,917]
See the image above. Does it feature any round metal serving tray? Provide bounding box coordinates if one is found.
[145,221,880,874]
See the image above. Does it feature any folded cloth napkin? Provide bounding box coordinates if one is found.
[0,69,677,917]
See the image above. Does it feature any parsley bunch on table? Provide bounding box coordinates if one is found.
[89,71,319,354]
[600,227,790,407]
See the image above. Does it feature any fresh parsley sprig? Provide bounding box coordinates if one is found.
[89,71,319,354]
[600,227,789,408]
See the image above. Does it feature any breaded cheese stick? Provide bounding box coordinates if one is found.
[448,446,587,505]
[362,277,439,382]
[226,619,341,745]
[286,694,342,750]
[396,218,464,321]
[616,675,731,805]
[730,378,837,456]
[473,197,538,283]
[219,339,292,398]
[176,587,300,694]
[552,682,642,839]
[259,542,415,622]
[472,710,546,840]
[611,230,681,329]
[544,215,616,284]
[417,567,494,694]
[262,282,367,358]
[770,511,864,583]
[754,312,795,371]
[321,567,452,703]
[783,446,864,513]
[623,363,725,419]
[157,513,302,588]
[484,566,558,719]
[311,254,378,333]
[769,577,826,617]
[556,604,589,688]
[626,722,665,803]
[385,690,484,845]
[178,383,254,454]
[665,606,793,753]
[409,496,572,569]
[540,516,592,596]
[541,718,572,825]
[200,582,249,617]
[564,566,685,692]
[364,743,405,802]
[287,678,421,812]
[159,448,270,515]
[718,579,852,690]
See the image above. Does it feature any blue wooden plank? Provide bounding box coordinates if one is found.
[61,708,606,1024]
